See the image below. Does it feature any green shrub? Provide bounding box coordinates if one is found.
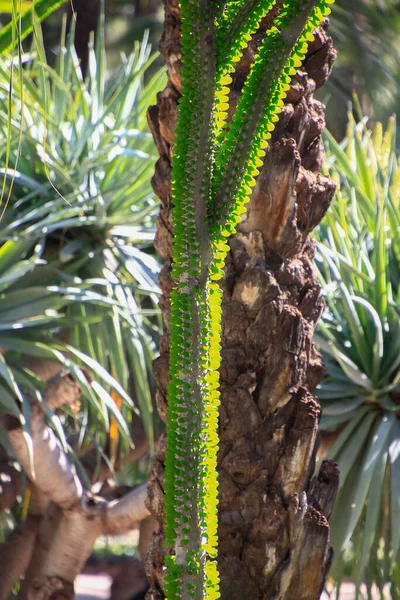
[315,111,400,599]
[0,15,165,469]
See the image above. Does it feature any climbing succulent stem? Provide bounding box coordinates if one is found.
[164,1,335,599]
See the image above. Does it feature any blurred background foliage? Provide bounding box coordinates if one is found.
[2,0,400,141]
[320,0,400,140]
[0,0,164,76]
[0,3,166,535]
[315,111,400,599]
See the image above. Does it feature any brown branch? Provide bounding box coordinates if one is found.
[1,369,85,510]
[0,358,155,597]
[20,356,63,383]
[17,486,150,598]
[3,406,82,510]
[0,514,41,600]
[18,497,104,600]
[0,460,21,512]
[42,368,84,412]
[0,360,155,596]
[103,483,150,536]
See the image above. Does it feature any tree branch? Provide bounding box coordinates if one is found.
[0,514,41,600]
[0,460,21,512]
[42,368,84,411]
[103,483,150,536]
[18,498,104,600]
[1,369,84,510]
[0,357,154,597]
[3,405,82,510]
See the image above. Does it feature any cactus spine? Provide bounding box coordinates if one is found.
[164,1,335,599]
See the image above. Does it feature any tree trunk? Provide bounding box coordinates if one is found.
[146,2,340,599]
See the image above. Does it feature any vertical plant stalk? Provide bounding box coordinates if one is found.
[163,2,221,597]
[160,2,336,600]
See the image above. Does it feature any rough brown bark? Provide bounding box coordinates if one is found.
[0,514,40,600]
[145,2,339,599]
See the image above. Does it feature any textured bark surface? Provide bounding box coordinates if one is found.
[145,2,340,599]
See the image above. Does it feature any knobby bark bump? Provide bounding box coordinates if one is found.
[146,1,340,599]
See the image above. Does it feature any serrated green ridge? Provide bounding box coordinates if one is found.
[212,0,278,140]
[164,1,335,599]
[216,0,277,70]
[210,0,334,279]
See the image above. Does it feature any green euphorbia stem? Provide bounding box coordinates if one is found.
[163,1,335,599]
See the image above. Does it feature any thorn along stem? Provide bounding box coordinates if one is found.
[164,1,335,598]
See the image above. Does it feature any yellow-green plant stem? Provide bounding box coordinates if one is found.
[164,1,335,599]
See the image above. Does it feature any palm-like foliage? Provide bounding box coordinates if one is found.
[0,16,165,470]
[320,0,400,138]
[0,0,70,55]
[315,113,400,598]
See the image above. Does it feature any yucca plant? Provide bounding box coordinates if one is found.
[315,111,400,599]
[0,0,70,54]
[0,13,165,597]
[0,13,165,451]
